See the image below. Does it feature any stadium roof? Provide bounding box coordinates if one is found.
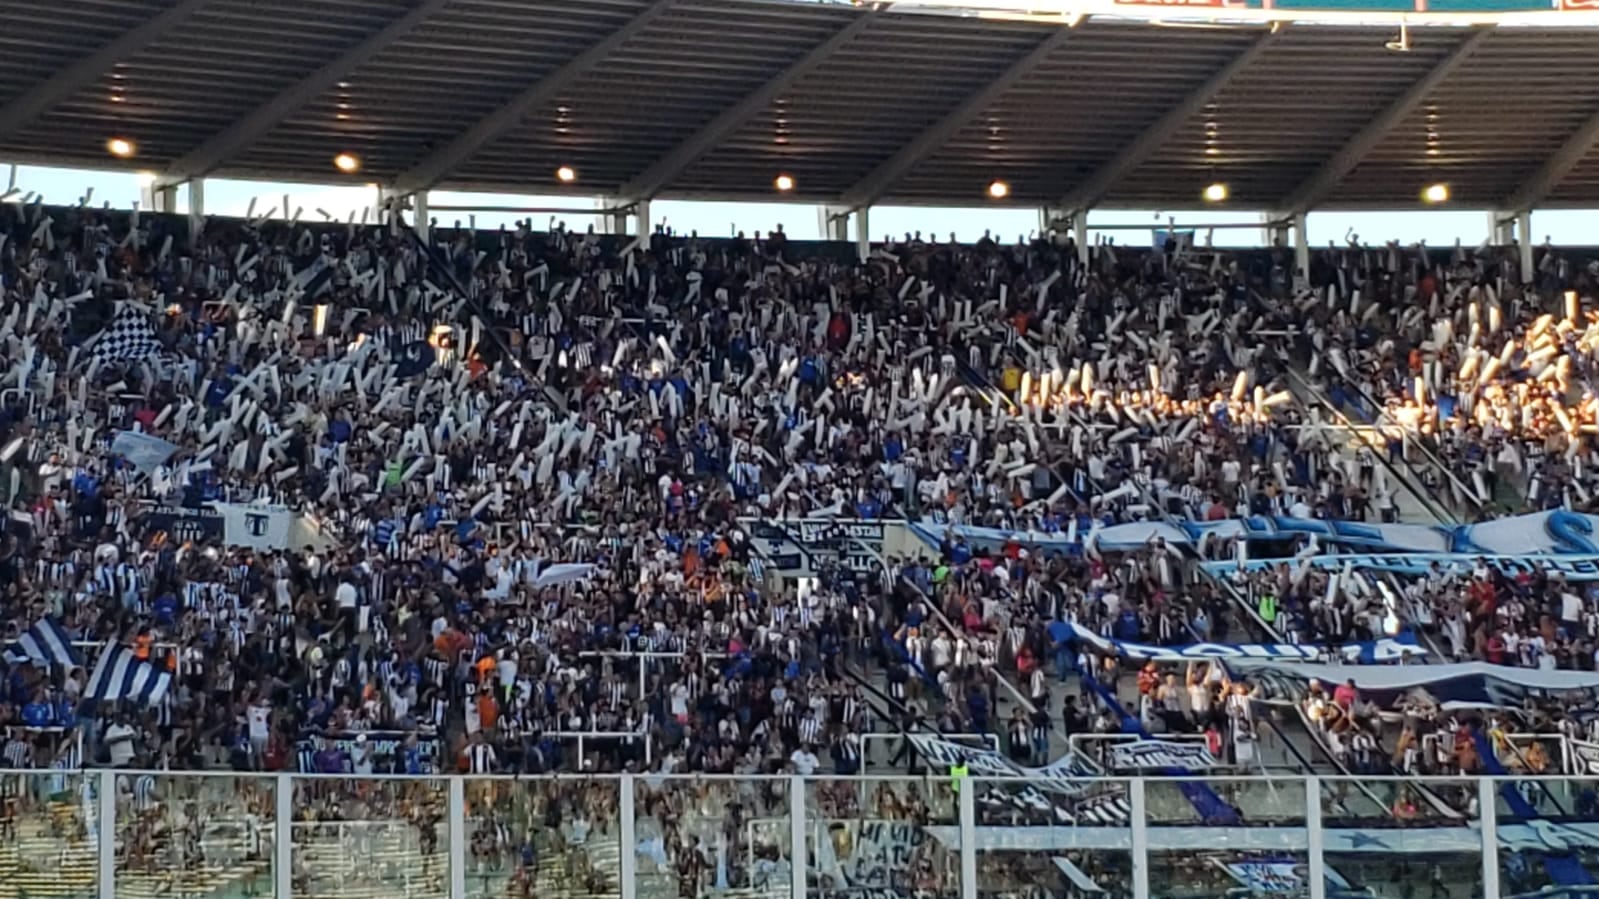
[4,0,1599,212]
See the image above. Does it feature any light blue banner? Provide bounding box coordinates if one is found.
[1069,623,1424,663]
[1202,552,1599,582]
[110,430,180,474]
[914,510,1599,557]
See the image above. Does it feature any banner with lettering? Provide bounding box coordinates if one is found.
[1570,739,1599,775]
[1202,553,1599,582]
[1109,739,1219,771]
[914,510,1599,558]
[908,735,1100,794]
[1069,622,1424,663]
[296,729,440,773]
[212,502,294,551]
[139,504,226,545]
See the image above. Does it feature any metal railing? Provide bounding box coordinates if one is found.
[0,770,1590,899]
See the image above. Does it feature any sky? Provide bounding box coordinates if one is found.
[5,161,1598,249]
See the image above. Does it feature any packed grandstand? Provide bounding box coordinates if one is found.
[11,1,1599,899]
[2,196,1598,899]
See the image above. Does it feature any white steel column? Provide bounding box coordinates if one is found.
[637,199,652,242]
[189,178,204,215]
[449,777,467,899]
[140,182,177,213]
[790,776,807,899]
[855,207,870,262]
[1517,210,1534,283]
[1130,779,1150,899]
[621,775,638,899]
[1073,216,1088,266]
[1294,212,1310,292]
[1306,776,1326,899]
[275,773,293,899]
[414,190,430,242]
[1480,778,1501,899]
[97,770,115,899]
[958,778,977,899]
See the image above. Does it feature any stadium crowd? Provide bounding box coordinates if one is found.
[0,202,1595,789]
[0,196,1597,897]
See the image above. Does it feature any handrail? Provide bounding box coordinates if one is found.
[1286,354,1485,519]
[1282,363,1469,524]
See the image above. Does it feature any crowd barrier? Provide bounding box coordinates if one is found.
[2,770,1592,899]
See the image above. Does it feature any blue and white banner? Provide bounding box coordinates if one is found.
[1069,623,1424,663]
[1232,658,1599,708]
[925,818,1599,853]
[914,509,1599,558]
[1221,860,1307,893]
[1202,552,1599,582]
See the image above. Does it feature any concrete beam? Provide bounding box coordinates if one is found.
[1055,27,1280,214]
[0,0,210,137]
[1277,26,1493,216]
[838,23,1076,209]
[392,0,677,195]
[617,9,879,201]
[160,0,450,183]
[1502,94,1599,213]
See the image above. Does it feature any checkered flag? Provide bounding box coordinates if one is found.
[91,305,163,361]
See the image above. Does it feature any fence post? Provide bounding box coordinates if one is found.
[449,776,467,899]
[621,774,637,899]
[1306,775,1325,899]
[275,772,293,899]
[1131,778,1150,899]
[959,775,977,899]
[97,769,115,899]
[790,776,807,899]
[1480,777,1500,899]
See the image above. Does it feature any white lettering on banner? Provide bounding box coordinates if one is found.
[1569,739,1599,776]
[1222,861,1305,894]
[297,729,439,773]
[1201,553,1599,582]
[925,820,1599,853]
[745,518,889,576]
[1068,623,1423,663]
[1108,740,1218,771]
[848,821,928,887]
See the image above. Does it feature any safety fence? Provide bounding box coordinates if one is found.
[0,770,1592,899]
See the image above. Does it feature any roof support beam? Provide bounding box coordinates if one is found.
[838,22,1077,210]
[1055,27,1280,215]
[0,0,210,136]
[159,0,451,184]
[392,0,677,195]
[1502,95,1599,213]
[618,10,879,201]
[1277,25,1493,216]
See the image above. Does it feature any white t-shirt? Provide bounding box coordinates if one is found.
[336,581,358,610]
[248,704,271,740]
[790,749,818,775]
[105,724,136,767]
[670,683,689,717]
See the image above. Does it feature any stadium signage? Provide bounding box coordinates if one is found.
[1069,623,1423,663]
